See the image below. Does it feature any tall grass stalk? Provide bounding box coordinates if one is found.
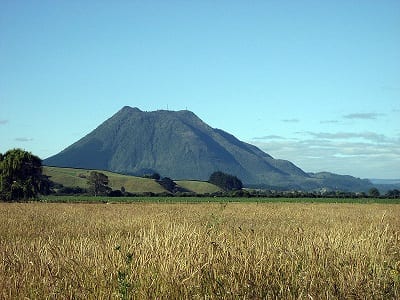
[0,203,399,299]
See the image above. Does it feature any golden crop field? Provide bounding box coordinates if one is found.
[1,202,399,299]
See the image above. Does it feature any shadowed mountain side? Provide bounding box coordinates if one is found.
[44,106,373,191]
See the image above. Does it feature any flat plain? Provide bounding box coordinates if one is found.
[1,201,399,299]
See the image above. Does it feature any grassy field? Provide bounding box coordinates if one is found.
[1,202,399,299]
[175,180,221,194]
[39,195,400,204]
[43,166,221,194]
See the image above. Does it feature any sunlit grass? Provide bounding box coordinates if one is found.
[43,166,167,194]
[1,202,399,299]
[175,180,221,194]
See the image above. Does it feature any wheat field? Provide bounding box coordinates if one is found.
[0,202,399,299]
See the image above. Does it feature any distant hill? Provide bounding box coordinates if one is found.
[369,179,400,194]
[308,172,373,192]
[44,106,373,192]
[43,166,221,195]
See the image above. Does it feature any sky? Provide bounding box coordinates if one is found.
[1,0,399,179]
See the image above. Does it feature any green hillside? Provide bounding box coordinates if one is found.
[44,166,166,194]
[43,166,220,194]
[175,180,221,194]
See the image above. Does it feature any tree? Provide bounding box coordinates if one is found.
[158,177,177,193]
[143,172,161,180]
[209,171,243,191]
[385,189,400,198]
[0,149,50,201]
[87,171,111,196]
[108,189,124,197]
[368,187,380,198]
[57,186,86,195]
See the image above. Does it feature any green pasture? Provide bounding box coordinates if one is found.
[175,180,221,194]
[43,166,221,194]
[39,195,400,204]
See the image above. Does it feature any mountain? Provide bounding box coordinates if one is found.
[44,106,373,191]
[369,179,400,194]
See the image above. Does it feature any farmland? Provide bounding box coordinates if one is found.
[43,166,222,195]
[1,201,399,299]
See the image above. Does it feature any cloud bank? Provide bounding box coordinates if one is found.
[251,131,399,179]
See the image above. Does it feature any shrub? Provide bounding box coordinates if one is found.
[209,171,243,191]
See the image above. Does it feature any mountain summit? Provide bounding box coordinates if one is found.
[44,106,372,191]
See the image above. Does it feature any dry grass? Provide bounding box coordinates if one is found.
[0,202,399,299]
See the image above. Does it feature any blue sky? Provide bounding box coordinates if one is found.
[1,0,399,179]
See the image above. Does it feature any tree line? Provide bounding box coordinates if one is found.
[1,149,399,201]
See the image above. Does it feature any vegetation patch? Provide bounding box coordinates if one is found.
[38,195,400,204]
[43,166,168,195]
[1,202,399,298]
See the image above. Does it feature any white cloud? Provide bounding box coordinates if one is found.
[15,137,33,142]
[0,120,8,125]
[281,118,299,123]
[343,113,384,120]
[304,131,389,143]
[253,135,287,140]
[249,131,400,179]
[320,120,339,124]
